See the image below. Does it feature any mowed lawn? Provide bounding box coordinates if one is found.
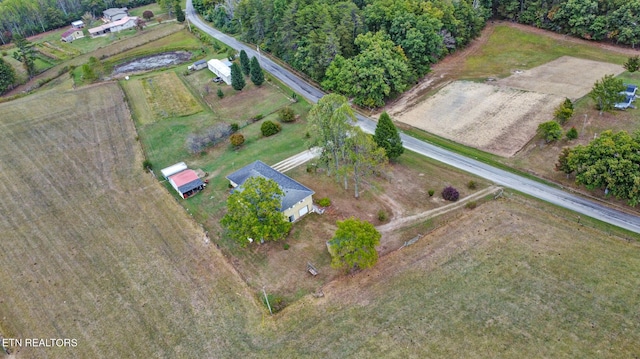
[0,83,259,358]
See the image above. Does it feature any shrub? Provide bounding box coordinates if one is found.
[1,51,7,56]
[467,180,477,189]
[317,197,331,207]
[142,159,152,171]
[538,121,562,143]
[261,120,281,137]
[254,114,264,121]
[624,55,640,73]
[306,163,317,173]
[377,210,388,222]
[230,123,239,132]
[217,88,224,98]
[142,10,154,20]
[465,201,477,209]
[428,189,435,197]
[566,126,578,140]
[442,186,459,201]
[230,133,245,147]
[283,243,290,250]
[279,106,295,122]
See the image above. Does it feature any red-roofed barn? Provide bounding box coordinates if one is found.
[168,169,204,199]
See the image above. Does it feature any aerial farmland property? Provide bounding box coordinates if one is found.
[0,6,639,359]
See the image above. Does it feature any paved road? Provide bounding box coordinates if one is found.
[186,2,640,235]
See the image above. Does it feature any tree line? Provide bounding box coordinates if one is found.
[194,0,491,107]
[494,0,640,47]
[0,0,155,42]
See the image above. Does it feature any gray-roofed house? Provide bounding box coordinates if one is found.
[226,160,315,222]
[103,7,129,22]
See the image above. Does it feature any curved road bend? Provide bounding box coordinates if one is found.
[186,1,640,235]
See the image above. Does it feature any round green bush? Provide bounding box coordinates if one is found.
[230,133,245,147]
[279,106,296,122]
[317,197,331,207]
[261,120,281,137]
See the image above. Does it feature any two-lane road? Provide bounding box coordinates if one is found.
[186,1,640,235]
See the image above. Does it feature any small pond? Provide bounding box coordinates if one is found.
[112,51,192,75]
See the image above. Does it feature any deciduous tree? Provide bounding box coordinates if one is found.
[567,130,640,206]
[307,94,354,183]
[221,176,292,245]
[345,127,387,198]
[230,62,245,90]
[374,111,404,161]
[538,121,563,143]
[328,217,380,272]
[590,74,625,114]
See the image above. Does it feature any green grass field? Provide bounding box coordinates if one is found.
[140,72,202,119]
[461,25,629,79]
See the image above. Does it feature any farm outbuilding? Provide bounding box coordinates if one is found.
[188,60,208,71]
[168,169,205,199]
[71,20,84,28]
[161,162,188,179]
[207,59,232,85]
[89,16,138,37]
[226,160,315,222]
[61,28,84,42]
[103,8,129,22]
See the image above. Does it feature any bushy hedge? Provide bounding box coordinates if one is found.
[230,133,245,147]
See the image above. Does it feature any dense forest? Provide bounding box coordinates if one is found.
[0,0,155,42]
[193,0,640,106]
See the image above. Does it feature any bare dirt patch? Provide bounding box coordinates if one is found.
[397,81,563,157]
[496,56,625,99]
[112,50,192,75]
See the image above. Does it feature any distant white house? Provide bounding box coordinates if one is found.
[103,8,129,22]
[207,59,232,85]
[88,16,138,37]
[71,20,84,28]
[61,28,84,42]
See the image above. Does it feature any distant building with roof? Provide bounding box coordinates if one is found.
[207,59,232,85]
[226,160,315,222]
[160,162,205,199]
[71,20,84,28]
[89,16,138,37]
[103,8,129,22]
[61,28,84,42]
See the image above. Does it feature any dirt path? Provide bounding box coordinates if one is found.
[383,21,640,118]
[377,186,501,233]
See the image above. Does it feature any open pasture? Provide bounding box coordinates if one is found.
[139,72,202,120]
[0,83,258,358]
[398,81,563,157]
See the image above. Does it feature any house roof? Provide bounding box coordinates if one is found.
[161,162,188,179]
[71,20,84,26]
[207,59,231,77]
[169,169,204,194]
[103,8,128,17]
[226,160,314,211]
[89,16,137,34]
[61,28,79,38]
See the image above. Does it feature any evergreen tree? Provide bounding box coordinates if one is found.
[0,57,16,94]
[230,62,246,90]
[239,50,250,76]
[175,2,185,23]
[13,34,36,78]
[373,111,404,161]
[250,56,264,86]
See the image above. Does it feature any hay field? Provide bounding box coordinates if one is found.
[140,72,202,121]
[496,56,625,99]
[0,83,258,358]
[398,81,563,157]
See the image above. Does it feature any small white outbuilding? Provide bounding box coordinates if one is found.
[207,59,232,85]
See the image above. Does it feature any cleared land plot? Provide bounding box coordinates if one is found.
[398,81,563,157]
[139,72,202,121]
[267,196,640,357]
[497,56,625,99]
[0,83,258,358]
